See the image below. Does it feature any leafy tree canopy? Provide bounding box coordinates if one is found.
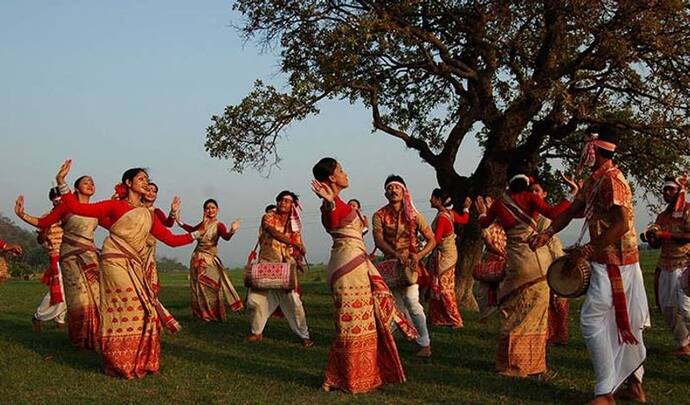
[207,0,690,202]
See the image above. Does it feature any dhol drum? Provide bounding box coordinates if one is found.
[375,258,419,288]
[547,254,592,298]
[472,254,506,283]
[0,256,8,284]
[244,262,296,290]
[376,259,402,288]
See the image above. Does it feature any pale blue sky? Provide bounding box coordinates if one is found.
[0,1,651,265]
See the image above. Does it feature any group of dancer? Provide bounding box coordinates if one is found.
[1,123,689,404]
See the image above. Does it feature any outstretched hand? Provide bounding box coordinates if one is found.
[170,196,181,215]
[462,197,472,210]
[474,196,487,215]
[310,180,335,202]
[559,171,581,196]
[2,242,23,257]
[56,159,72,185]
[15,195,25,218]
[230,219,241,233]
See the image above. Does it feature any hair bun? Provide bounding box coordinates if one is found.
[114,183,127,199]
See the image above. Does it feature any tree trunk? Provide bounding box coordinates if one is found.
[454,223,483,310]
[451,154,509,311]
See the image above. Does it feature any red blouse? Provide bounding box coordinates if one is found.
[153,208,175,228]
[433,209,469,242]
[180,221,233,240]
[479,192,570,229]
[61,193,193,247]
[433,213,454,243]
[320,197,353,231]
[452,209,469,225]
[37,200,112,230]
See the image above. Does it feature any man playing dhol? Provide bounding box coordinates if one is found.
[641,175,690,358]
[373,175,436,357]
[531,125,649,404]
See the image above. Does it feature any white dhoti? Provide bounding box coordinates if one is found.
[581,261,650,395]
[657,267,690,347]
[247,288,310,339]
[34,264,67,324]
[392,284,431,347]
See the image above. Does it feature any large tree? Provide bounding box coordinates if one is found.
[206,0,690,308]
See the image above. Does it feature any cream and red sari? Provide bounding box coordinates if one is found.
[323,205,417,393]
[60,214,101,350]
[428,211,463,328]
[496,197,552,377]
[100,208,164,378]
[537,216,569,345]
[189,220,243,321]
[141,234,181,333]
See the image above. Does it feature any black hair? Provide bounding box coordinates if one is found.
[664,175,677,183]
[264,204,277,213]
[121,168,148,185]
[347,199,361,209]
[203,198,218,209]
[312,157,338,182]
[276,190,299,203]
[73,176,91,190]
[48,187,60,201]
[384,174,406,188]
[431,188,452,207]
[588,124,619,159]
[507,165,530,193]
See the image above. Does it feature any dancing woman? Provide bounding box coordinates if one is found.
[312,157,417,393]
[179,199,244,321]
[427,189,470,328]
[16,175,102,350]
[53,160,202,379]
[139,183,183,332]
[475,167,571,378]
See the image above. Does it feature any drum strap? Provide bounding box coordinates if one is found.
[576,167,617,245]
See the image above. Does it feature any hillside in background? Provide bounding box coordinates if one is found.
[2,212,189,277]
[0,213,48,275]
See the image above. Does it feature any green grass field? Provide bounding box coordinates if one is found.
[1,251,688,404]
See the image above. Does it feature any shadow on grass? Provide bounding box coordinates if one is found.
[0,315,102,373]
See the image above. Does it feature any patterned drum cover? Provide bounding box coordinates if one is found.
[245,262,294,290]
[375,259,400,289]
[472,257,506,283]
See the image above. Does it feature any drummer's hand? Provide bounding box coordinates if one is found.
[571,244,594,260]
[408,252,420,269]
[529,232,550,251]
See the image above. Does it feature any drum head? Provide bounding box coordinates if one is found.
[547,256,586,298]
